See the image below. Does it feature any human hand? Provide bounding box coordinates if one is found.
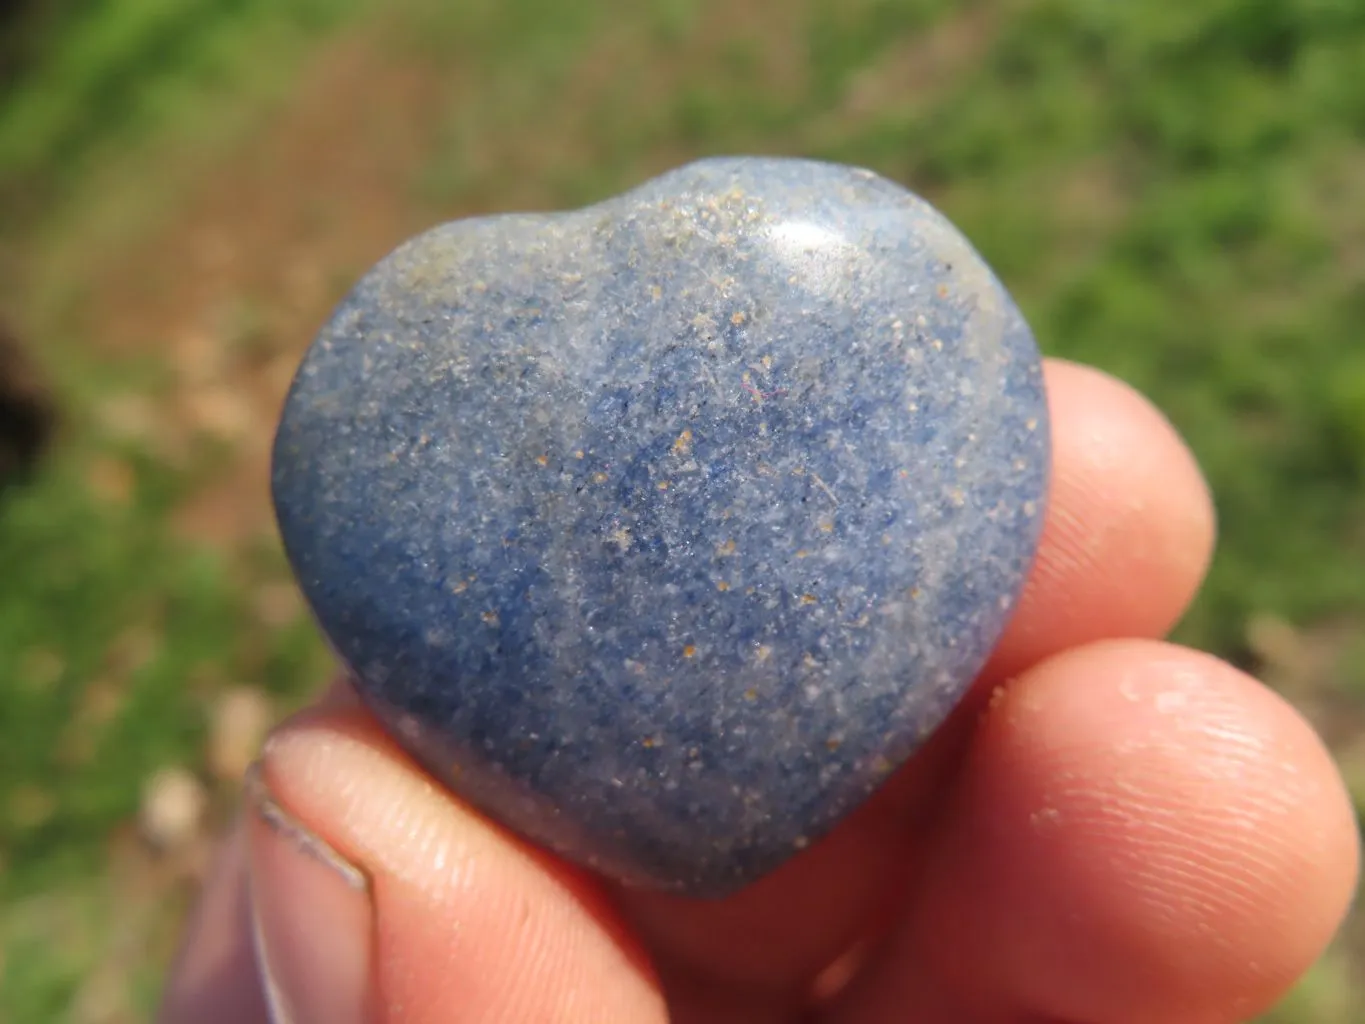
[158,360,1359,1024]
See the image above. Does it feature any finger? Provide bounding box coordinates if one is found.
[980,359,1216,683]
[609,359,1218,1012]
[246,702,667,1024]
[245,760,376,1024]
[831,639,1361,1024]
[156,821,271,1024]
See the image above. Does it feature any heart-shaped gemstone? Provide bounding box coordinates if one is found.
[271,157,1050,897]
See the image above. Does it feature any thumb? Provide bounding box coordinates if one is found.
[239,694,665,1024]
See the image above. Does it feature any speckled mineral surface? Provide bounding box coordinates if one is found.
[271,156,1050,897]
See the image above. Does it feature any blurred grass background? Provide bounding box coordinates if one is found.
[1,0,1363,1019]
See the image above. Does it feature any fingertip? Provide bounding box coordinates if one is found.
[984,360,1217,680]
[245,761,374,1024]
[927,639,1359,1022]
[257,708,666,1024]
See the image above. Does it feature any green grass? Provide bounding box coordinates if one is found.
[0,0,364,215]
[2,0,1363,1019]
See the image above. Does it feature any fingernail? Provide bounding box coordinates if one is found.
[245,759,374,1024]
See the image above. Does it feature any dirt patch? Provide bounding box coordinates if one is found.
[92,28,447,357]
[799,2,1001,151]
[1246,612,1365,746]
[65,20,462,547]
[36,0,1001,553]
[838,4,999,121]
[54,0,823,551]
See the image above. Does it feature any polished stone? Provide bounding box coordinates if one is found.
[271,157,1050,897]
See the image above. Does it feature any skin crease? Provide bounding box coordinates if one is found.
[159,360,1360,1024]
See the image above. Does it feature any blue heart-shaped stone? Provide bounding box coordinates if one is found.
[271,157,1049,897]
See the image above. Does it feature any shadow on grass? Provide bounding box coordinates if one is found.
[0,320,56,493]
